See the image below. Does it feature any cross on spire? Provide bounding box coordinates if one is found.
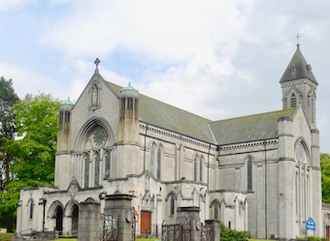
[94,58,100,73]
[295,33,301,45]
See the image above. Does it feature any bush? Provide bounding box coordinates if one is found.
[220,222,252,241]
[296,236,325,241]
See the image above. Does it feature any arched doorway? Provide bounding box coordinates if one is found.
[71,204,79,235]
[55,206,63,234]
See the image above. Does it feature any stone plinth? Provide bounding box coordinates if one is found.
[205,219,220,241]
[78,200,100,241]
[104,194,133,241]
[176,206,200,241]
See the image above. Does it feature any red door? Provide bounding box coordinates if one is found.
[140,211,151,235]
[326,226,329,238]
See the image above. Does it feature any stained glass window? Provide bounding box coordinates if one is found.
[170,196,175,215]
[157,147,161,179]
[194,156,197,181]
[150,144,155,175]
[247,158,252,190]
[200,159,203,182]
[84,153,90,188]
[105,150,111,179]
[214,203,218,220]
[95,152,100,187]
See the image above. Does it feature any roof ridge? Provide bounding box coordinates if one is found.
[211,108,296,124]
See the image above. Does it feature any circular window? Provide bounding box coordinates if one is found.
[92,128,107,148]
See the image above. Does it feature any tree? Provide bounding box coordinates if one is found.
[0,93,60,230]
[0,77,19,231]
[0,77,19,190]
[321,153,330,203]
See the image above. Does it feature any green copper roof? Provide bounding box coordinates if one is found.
[280,44,318,84]
[121,82,138,92]
[61,97,74,106]
[209,108,296,145]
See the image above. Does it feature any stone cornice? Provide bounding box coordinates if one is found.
[218,139,278,152]
[140,122,216,150]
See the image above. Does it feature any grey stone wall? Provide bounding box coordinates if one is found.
[78,200,100,241]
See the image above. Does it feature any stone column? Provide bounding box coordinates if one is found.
[205,219,220,241]
[104,194,133,241]
[78,199,100,241]
[176,206,200,241]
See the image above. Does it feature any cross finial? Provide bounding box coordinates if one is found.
[94,58,100,73]
[295,33,301,46]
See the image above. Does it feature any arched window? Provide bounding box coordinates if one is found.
[150,144,155,175]
[194,156,198,181]
[290,93,297,108]
[157,147,161,179]
[29,200,33,219]
[170,196,175,215]
[295,172,299,214]
[200,158,203,182]
[94,152,100,187]
[307,175,310,216]
[302,172,305,216]
[105,150,111,179]
[247,157,253,190]
[84,153,90,188]
[214,203,218,220]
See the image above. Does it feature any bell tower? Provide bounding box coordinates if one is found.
[279,43,318,129]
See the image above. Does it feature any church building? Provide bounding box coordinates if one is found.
[16,44,322,239]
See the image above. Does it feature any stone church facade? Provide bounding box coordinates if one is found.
[16,45,322,239]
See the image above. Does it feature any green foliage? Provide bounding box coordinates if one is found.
[220,221,252,241]
[321,153,330,203]
[10,93,60,182]
[0,93,60,219]
[296,236,328,241]
[0,77,20,231]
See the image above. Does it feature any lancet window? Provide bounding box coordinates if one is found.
[247,157,253,190]
[157,147,161,179]
[94,152,100,187]
[193,155,204,182]
[170,196,175,215]
[149,143,162,179]
[84,153,90,188]
[29,199,33,219]
[105,150,111,179]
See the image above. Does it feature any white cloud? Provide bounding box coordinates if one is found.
[0,0,35,12]
[40,1,249,62]
[0,62,65,100]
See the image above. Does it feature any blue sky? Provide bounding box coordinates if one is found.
[1,0,330,153]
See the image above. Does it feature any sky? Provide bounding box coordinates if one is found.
[0,0,330,153]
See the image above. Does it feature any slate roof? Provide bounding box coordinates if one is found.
[209,108,296,145]
[106,81,297,145]
[107,82,214,142]
[280,44,318,84]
